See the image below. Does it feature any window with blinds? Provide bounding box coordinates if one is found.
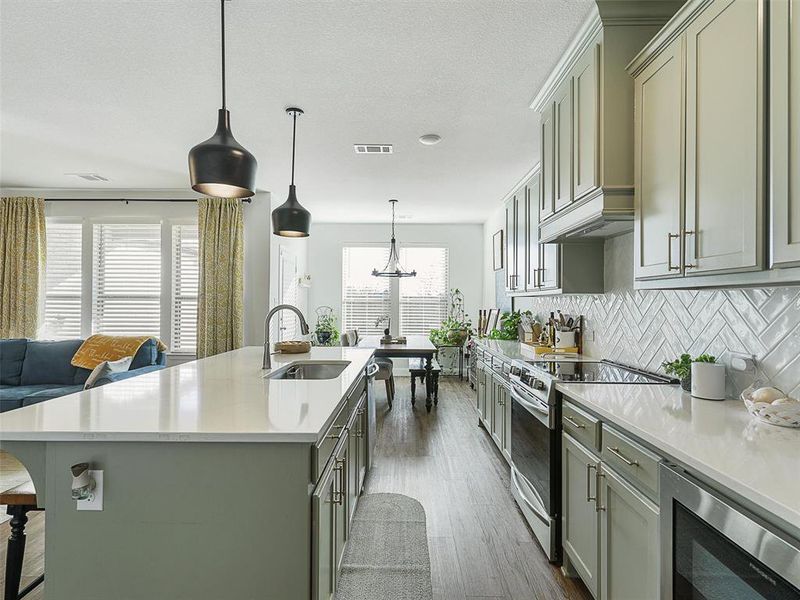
[342,246,391,336]
[172,225,199,352]
[92,223,161,337]
[43,222,83,339]
[399,247,449,336]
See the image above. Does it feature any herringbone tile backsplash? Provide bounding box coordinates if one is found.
[514,234,800,397]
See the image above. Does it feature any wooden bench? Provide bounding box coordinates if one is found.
[409,358,441,406]
[1,455,44,600]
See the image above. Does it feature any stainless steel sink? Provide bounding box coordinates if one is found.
[265,360,351,380]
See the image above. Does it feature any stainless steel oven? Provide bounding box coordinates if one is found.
[661,463,800,599]
[509,368,560,562]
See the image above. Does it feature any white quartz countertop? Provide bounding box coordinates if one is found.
[0,346,375,443]
[557,382,800,532]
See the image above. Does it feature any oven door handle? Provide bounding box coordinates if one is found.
[510,385,552,428]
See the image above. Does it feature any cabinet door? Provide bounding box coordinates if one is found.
[554,78,574,213]
[634,37,685,280]
[333,434,349,575]
[540,103,556,221]
[515,193,526,290]
[684,0,764,275]
[312,459,337,600]
[573,41,600,200]
[505,197,518,290]
[477,363,486,418]
[599,465,660,600]
[491,375,504,448]
[526,174,542,291]
[562,434,600,598]
[539,243,560,290]
[357,405,368,493]
[771,0,800,267]
[502,383,512,461]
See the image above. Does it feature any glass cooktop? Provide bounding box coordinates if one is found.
[525,360,676,384]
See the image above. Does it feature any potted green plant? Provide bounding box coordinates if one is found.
[429,289,472,346]
[662,353,716,392]
[314,306,340,346]
[488,310,532,341]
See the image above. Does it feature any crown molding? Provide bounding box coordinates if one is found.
[627,0,715,76]
[498,163,542,207]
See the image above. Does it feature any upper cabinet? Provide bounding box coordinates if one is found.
[503,165,604,297]
[771,0,800,268]
[533,1,684,244]
[630,0,800,288]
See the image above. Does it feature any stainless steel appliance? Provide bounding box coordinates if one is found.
[661,463,800,599]
[365,362,379,469]
[509,358,675,564]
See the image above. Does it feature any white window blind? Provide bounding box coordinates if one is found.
[92,223,161,336]
[171,225,199,352]
[43,222,83,339]
[399,247,449,336]
[342,246,391,336]
[278,246,299,341]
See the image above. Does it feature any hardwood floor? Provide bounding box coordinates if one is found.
[0,377,590,600]
[367,376,592,600]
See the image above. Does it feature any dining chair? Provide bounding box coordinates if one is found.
[352,329,394,408]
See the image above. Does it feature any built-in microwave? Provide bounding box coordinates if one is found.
[660,463,800,599]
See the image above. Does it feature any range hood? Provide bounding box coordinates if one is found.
[538,188,634,243]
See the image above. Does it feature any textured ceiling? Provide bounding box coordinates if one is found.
[0,0,593,223]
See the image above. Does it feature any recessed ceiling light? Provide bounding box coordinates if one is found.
[418,134,442,146]
[65,172,109,182]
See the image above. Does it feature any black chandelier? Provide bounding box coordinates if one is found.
[372,199,416,278]
[188,0,257,198]
[271,107,311,237]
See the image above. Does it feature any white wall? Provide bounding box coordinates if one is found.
[482,204,507,309]
[307,223,484,333]
[3,188,272,353]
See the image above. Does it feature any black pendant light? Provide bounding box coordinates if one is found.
[271,107,311,237]
[372,199,416,277]
[188,0,257,199]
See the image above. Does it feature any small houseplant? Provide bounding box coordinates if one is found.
[489,310,532,341]
[314,306,340,346]
[662,353,716,391]
[429,289,473,346]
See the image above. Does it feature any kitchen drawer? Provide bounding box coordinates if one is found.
[312,402,350,483]
[562,401,601,451]
[601,425,661,502]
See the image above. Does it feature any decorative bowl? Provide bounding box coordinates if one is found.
[275,340,312,354]
[741,386,800,428]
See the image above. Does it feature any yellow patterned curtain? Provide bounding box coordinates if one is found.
[0,197,46,338]
[196,197,244,358]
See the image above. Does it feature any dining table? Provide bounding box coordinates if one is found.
[356,335,438,412]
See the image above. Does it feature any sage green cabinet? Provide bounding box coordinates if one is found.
[491,373,504,448]
[540,103,556,221]
[684,0,764,276]
[554,78,574,213]
[346,394,367,522]
[505,194,523,292]
[633,36,684,280]
[573,41,600,200]
[525,175,541,291]
[771,0,800,268]
[599,465,660,600]
[563,433,601,598]
[313,432,348,600]
[477,361,488,421]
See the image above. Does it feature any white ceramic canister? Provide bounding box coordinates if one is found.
[690,362,726,400]
[555,330,576,349]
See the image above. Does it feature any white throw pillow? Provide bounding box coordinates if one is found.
[84,356,133,390]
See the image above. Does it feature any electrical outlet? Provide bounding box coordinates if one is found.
[76,470,103,511]
[729,352,756,372]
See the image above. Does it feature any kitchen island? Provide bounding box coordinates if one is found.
[0,346,375,600]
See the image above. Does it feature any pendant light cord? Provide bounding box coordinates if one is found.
[220,0,226,110]
[391,200,396,240]
[291,111,297,185]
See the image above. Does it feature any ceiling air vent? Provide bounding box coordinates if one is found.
[354,144,393,154]
[65,172,110,182]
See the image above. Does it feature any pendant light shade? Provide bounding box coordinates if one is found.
[188,0,257,199]
[272,107,311,237]
[372,199,416,278]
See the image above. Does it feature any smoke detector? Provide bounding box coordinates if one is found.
[65,173,110,182]
[354,144,393,154]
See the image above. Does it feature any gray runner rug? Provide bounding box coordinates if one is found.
[334,493,433,600]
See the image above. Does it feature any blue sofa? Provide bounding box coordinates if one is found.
[0,338,166,413]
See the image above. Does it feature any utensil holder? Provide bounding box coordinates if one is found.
[555,330,576,349]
